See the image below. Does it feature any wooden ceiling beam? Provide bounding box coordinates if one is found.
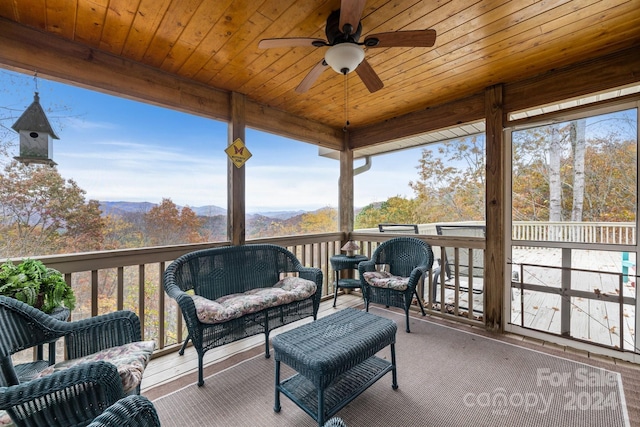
[0,17,343,150]
[350,44,640,149]
[349,93,485,149]
[503,45,640,115]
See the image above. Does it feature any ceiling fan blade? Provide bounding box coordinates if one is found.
[295,60,329,93]
[259,38,326,49]
[355,59,384,93]
[364,29,437,48]
[339,0,367,35]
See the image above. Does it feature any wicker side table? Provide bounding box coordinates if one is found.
[330,254,367,308]
[273,308,397,426]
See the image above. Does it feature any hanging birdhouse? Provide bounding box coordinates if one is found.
[11,92,59,166]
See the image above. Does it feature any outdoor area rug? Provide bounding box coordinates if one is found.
[151,307,632,426]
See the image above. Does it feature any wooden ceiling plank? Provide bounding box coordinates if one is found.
[189,1,269,83]
[242,0,389,104]
[120,0,173,61]
[293,0,625,127]
[358,0,456,35]
[459,2,640,89]
[160,0,234,74]
[216,0,334,92]
[202,12,277,91]
[276,0,559,122]
[45,0,76,39]
[75,0,108,46]
[0,1,18,20]
[311,0,567,103]
[141,0,202,68]
[170,1,253,77]
[99,0,141,55]
[255,0,299,22]
[247,0,531,121]
[263,0,494,119]
[13,0,46,30]
[370,0,595,91]
[215,1,334,93]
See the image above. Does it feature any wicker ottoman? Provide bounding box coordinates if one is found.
[273,308,397,426]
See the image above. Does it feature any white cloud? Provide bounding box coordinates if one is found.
[63,116,119,131]
[55,137,228,207]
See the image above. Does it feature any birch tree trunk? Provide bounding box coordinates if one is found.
[570,119,586,223]
[548,124,562,240]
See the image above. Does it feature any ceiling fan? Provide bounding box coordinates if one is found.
[258,0,436,93]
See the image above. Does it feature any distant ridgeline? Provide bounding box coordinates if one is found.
[98,201,306,219]
[97,201,323,242]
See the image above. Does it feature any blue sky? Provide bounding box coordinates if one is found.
[0,69,421,212]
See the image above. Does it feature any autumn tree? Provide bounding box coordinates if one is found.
[298,207,337,234]
[580,137,636,222]
[409,135,486,222]
[102,214,145,249]
[512,119,636,224]
[143,198,203,246]
[355,197,422,229]
[0,161,105,257]
[247,208,338,238]
[511,124,552,221]
[199,215,227,242]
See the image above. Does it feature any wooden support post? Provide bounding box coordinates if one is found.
[228,92,246,246]
[485,84,505,331]
[560,248,572,336]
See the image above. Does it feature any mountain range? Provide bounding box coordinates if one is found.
[98,201,307,220]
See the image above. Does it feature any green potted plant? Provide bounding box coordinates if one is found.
[0,258,76,314]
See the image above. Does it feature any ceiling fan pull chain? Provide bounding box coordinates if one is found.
[343,73,350,132]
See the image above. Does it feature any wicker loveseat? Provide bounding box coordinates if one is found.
[164,244,322,386]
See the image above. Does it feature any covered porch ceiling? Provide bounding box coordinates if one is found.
[0,1,639,157]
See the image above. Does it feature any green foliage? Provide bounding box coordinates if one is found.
[355,197,422,229]
[0,258,75,313]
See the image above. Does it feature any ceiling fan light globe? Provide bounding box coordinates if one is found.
[324,43,365,74]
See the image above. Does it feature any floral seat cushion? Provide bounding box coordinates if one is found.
[192,276,317,324]
[33,341,156,394]
[363,270,410,291]
[0,411,13,427]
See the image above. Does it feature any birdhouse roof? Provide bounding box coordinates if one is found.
[11,92,59,139]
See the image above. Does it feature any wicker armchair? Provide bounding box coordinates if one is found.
[0,361,125,427]
[358,237,434,332]
[0,296,154,394]
[87,395,161,427]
